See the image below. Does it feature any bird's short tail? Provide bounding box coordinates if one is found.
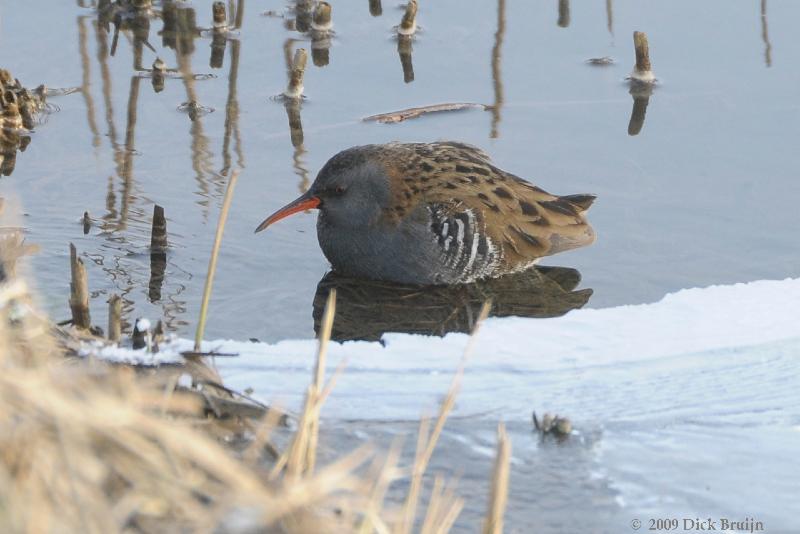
[559,194,596,212]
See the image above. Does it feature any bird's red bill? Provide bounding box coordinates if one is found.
[254,195,320,233]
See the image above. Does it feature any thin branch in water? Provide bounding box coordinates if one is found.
[363,103,487,124]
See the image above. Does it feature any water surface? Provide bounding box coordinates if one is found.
[2,0,798,341]
[1,1,799,531]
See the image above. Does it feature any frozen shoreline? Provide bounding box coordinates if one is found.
[87,277,800,421]
[83,278,800,528]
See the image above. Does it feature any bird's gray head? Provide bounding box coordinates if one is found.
[254,145,391,233]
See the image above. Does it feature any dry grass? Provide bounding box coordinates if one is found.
[482,423,511,534]
[0,209,512,533]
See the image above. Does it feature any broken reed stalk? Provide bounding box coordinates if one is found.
[151,58,166,92]
[107,294,122,343]
[284,48,308,99]
[82,211,91,235]
[420,476,464,534]
[631,31,655,83]
[194,169,239,352]
[212,1,227,28]
[399,300,492,533]
[357,440,403,533]
[369,0,382,17]
[152,57,166,73]
[311,1,332,31]
[306,288,336,474]
[68,243,91,330]
[150,204,167,253]
[271,289,343,481]
[557,0,570,28]
[398,0,418,36]
[481,422,511,534]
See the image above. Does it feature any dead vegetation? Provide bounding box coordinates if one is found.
[0,207,511,533]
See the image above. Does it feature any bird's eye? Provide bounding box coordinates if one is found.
[334,185,346,194]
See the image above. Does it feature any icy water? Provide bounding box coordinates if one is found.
[2,0,800,532]
[2,0,799,341]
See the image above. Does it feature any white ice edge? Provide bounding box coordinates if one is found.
[83,277,800,420]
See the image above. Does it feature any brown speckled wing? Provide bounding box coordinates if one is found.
[378,142,596,274]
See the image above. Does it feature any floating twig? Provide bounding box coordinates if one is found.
[363,102,487,124]
[398,0,418,36]
[586,56,614,66]
[630,31,655,83]
[194,170,240,352]
[284,48,308,99]
[69,243,91,330]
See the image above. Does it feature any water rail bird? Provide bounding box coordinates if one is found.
[255,142,596,285]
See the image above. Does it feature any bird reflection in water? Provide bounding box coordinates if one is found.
[312,266,592,342]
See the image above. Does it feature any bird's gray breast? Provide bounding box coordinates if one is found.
[316,204,501,284]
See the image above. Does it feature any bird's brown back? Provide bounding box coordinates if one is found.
[375,142,596,271]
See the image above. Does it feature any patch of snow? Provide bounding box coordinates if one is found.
[80,339,183,366]
[134,318,151,332]
[85,278,800,421]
